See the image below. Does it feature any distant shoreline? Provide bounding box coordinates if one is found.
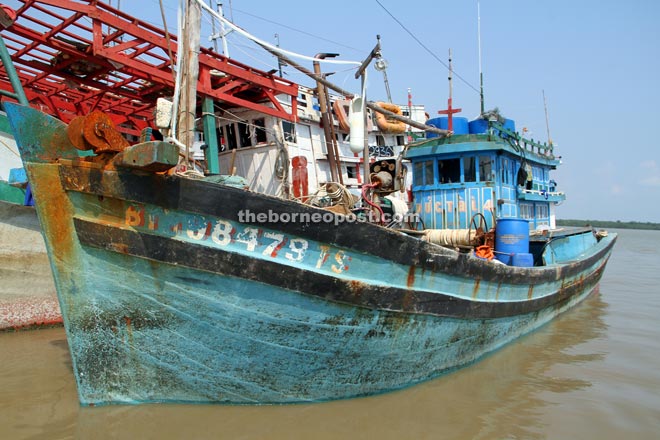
[557,219,660,231]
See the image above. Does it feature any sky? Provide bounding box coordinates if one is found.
[34,0,660,221]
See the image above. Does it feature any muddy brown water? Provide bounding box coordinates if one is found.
[1,229,658,439]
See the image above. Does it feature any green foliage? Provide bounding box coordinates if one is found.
[557,219,660,231]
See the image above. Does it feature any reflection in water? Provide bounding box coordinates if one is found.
[0,291,610,440]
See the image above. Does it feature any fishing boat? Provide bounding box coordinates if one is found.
[0,27,60,330]
[4,0,615,406]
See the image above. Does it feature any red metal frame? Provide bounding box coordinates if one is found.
[0,0,298,137]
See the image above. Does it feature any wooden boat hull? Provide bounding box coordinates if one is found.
[6,103,616,405]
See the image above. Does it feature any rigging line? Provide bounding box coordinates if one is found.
[222,38,311,83]
[229,35,359,79]
[194,0,361,66]
[374,0,481,95]
[159,0,177,82]
[230,38,360,84]
[221,39,276,68]
[229,8,363,54]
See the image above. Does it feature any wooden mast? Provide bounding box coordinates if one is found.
[177,0,202,163]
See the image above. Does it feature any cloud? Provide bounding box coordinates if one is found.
[641,176,660,187]
[638,160,660,187]
[611,184,624,195]
[594,161,615,178]
[640,160,657,170]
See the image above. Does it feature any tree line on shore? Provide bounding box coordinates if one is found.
[557,219,660,231]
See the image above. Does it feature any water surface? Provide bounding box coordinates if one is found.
[1,229,659,439]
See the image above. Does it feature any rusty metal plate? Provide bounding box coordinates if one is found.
[67,116,89,151]
[82,111,129,154]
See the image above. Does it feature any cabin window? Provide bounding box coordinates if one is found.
[438,158,461,184]
[424,161,434,185]
[536,204,549,219]
[520,203,534,220]
[414,161,424,187]
[282,121,296,143]
[396,135,405,146]
[223,124,237,150]
[299,92,308,108]
[296,124,313,151]
[216,127,226,152]
[464,157,477,182]
[376,135,385,146]
[238,122,252,147]
[414,160,434,187]
[479,156,493,182]
[511,160,517,185]
[501,158,509,184]
[253,118,267,144]
[346,165,357,179]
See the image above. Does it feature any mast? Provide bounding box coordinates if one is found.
[218,2,230,57]
[204,0,221,173]
[478,0,485,115]
[373,37,392,103]
[543,89,553,146]
[208,1,230,56]
[209,1,218,52]
[407,88,412,143]
[437,48,462,133]
[313,53,342,184]
[177,0,202,158]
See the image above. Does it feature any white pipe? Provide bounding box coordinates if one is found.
[194,0,361,66]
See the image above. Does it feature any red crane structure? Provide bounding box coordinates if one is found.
[0,0,298,137]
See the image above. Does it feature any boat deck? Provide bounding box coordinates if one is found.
[530,226,593,243]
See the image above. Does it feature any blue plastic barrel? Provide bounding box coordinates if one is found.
[468,119,488,134]
[495,218,529,265]
[512,252,534,267]
[426,117,469,138]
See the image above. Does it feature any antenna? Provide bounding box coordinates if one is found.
[218,3,229,57]
[478,0,484,115]
[275,33,284,76]
[209,1,218,52]
[208,2,231,56]
[543,90,553,146]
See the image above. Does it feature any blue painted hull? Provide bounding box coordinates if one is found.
[5,103,616,405]
[66,248,603,405]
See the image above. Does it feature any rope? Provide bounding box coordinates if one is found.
[304,182,354,208]
[159,0,177,83]
[422,229,476,247]
[175,169,206,180]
